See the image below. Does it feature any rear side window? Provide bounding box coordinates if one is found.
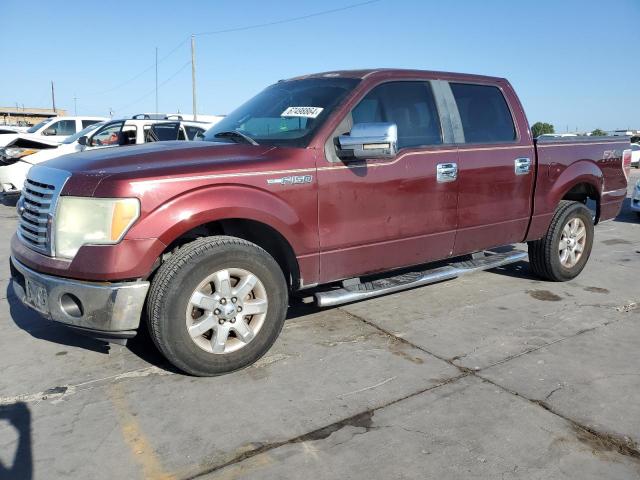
[82,119,101,129]
[184,125,204,140]
[450,83,516,143]
[352,82,442,149]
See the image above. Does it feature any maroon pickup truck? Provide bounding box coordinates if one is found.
[10,69,632,376]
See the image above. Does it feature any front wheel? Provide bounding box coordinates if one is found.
[528,200,594,281]
[147,236,288,376]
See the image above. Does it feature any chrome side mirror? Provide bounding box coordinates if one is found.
[337,122,398,160]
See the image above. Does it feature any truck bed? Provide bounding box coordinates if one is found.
[526,136,630,240]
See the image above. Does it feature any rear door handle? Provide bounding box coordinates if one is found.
[514,157,531,175]
[437,162,458,183]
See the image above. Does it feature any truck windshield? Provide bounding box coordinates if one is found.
[203,77,360,148]
[26,119,51,134]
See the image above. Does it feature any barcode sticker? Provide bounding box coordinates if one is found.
[281,106,324,119]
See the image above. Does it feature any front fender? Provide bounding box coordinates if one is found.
[127,184,316,257]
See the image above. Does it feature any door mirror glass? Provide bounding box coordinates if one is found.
[337,122,398,160]
[77,135,88,146]
[42,127,57,136]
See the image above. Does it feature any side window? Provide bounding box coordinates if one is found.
[450,83,516,143]
[351,82,442,149]
[185,125,205,140]
[91,122,123,146]
[49,120,76,136]
[82,119,101,129]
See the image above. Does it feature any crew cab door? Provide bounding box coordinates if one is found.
[446,81,535,255]
[317,81,459,283]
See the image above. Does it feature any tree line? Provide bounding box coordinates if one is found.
[531,122,608,138]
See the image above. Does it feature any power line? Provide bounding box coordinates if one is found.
[92,37,189,96]
[101,0,384,115]
[194,0,382,36]
[92,0,381,96]
[114,60,192,114]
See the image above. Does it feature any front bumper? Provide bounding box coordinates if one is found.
[10,257,150,340]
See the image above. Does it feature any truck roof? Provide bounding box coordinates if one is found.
[288,68,507,83]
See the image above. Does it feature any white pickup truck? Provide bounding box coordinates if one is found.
[0,116,218,197]
[0,116,107,148]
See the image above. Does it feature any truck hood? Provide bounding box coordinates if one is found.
[0,133,60,148]
[41,141,279,197]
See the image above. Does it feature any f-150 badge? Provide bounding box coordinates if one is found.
[267,175,313,185]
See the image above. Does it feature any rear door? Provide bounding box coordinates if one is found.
[447,81,535,255]
[317,80,459,282]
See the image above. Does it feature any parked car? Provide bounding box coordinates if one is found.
[630,143,640,168]
[631,179,640,217]
[0,117,215,197]
[0,125,29,135]
[9,69,631,376]
[0,116,107,148]
[536,133,578,139]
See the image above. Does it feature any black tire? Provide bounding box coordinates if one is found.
[528,200,594,282]
[147,236,288,376]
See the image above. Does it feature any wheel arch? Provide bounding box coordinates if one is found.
[161,218,301,290]
[549,160,603,222]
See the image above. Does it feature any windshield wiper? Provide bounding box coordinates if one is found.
[214,130,259,146]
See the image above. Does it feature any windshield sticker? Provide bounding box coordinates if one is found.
[281,106,324,119]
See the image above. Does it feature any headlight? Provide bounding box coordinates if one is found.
[4,147,37,159]
[54,197,140,258]
[0,147,37,165]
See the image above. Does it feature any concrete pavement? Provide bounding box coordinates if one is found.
[0,171,638,479]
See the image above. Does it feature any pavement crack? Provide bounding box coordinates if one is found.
[338,308,474,374]
[184,372,469,479]
[544,384,566,401]
[476,375,640,461]
[0,366,173,406]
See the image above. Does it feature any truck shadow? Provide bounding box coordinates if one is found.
[0,402,33,480]
[5,283,182,373]
[7,284,110,354]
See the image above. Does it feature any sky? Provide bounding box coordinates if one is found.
[0,0,638,132]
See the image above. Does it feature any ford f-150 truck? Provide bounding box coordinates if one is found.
[9,69,632,376]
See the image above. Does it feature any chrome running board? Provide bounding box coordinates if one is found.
[315,250,527,308]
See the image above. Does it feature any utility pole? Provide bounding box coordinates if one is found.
[191,34,197,121]
[73,95,78,115]
[51,81,56,113]
[155,47,159,114]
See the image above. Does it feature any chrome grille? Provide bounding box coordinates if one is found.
[16,166,70,256]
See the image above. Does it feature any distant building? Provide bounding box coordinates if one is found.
[0,106,67,126]
[608,129,640,143]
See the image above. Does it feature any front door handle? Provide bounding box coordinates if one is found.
[514,157,532,175]
[437,163,458,183]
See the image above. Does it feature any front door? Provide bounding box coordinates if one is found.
[317,81,459,283]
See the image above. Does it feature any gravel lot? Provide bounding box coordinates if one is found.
[0,171,639,480]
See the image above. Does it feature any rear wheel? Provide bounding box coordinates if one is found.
[147,236,288,376]
[528,200,594,281]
